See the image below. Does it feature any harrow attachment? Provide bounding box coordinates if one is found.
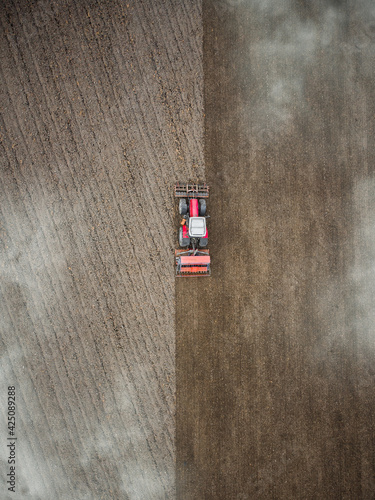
[175,182,209,199]
[175,249,211,277]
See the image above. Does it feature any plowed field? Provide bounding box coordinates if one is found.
[0,1,202,498]
[2,0,375,499]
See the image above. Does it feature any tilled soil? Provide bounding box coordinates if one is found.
[0,1,203,498]
[177,1,375,498]
[2,0,375,499]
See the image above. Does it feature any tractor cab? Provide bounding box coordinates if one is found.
[188,217,206,238]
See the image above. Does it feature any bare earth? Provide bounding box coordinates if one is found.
[1,0,375,499]
[0,1,202,498]
[177,0,375,499]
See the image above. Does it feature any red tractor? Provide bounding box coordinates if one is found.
[174,182,211,277]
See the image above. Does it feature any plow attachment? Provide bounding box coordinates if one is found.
[175,182,209,198]
[175,249,211,277]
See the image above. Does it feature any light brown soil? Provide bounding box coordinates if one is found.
[0,1,203,498]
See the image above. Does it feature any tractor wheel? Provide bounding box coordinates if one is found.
[179,227,190,247]
[179,198,188,215]
[199,237,208,247]
[199,199,206,216]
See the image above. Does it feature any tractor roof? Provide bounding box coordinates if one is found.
[188,217,206,237]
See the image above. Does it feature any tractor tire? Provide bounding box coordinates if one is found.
[199,237,208,247]
[179,198,188,215]
[179,227,190,247]
[199,199,206,216]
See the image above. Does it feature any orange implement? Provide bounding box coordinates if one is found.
[175,250,211,277]
[180,267,209,275]
[180,256,210,265]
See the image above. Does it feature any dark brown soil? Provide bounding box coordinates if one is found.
[176,1,375,498]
